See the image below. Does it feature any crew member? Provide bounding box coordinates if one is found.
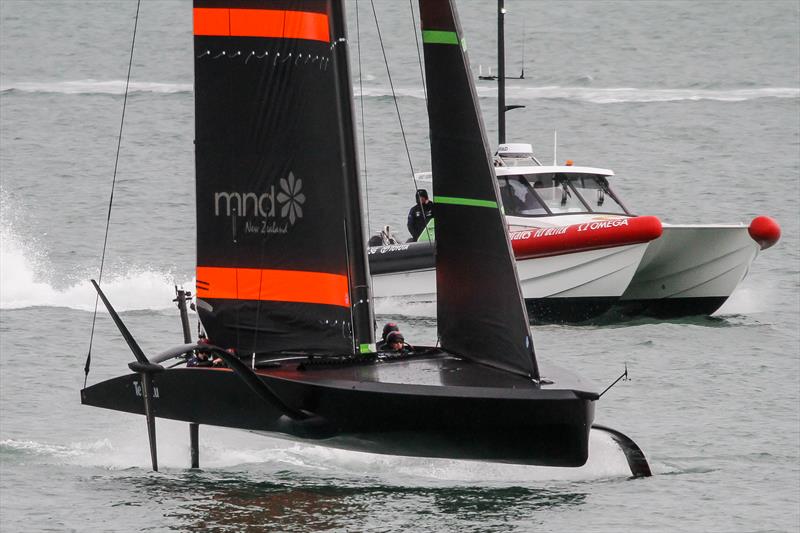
[385,331,407,352]
[187,350,213,367]
[187,337,225,367]
[407,189,434,241]
[376,322,400,350]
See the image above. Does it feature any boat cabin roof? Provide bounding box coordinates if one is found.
[413,165,616,183]
[495,165,615,178]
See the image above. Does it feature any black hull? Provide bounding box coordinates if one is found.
[82,352,596,467]
[525,297,617,324]
[615,296,729,318]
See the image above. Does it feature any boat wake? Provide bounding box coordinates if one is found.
[269,429,639,484]
[374,296,436,318]
[714,286,767,316]
[0,223,192,312]
[492,85,799,104]
[0,438,115,460]
[358,84,799,104]
[0,79,192,95]
[0,422,648,483]
[3,80,796,104]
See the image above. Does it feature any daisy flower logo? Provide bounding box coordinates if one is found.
[277,171,306,225]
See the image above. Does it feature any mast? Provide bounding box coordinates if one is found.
[328,0,375,353]
[498,0,506,145]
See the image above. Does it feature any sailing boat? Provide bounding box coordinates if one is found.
[82,0,649,476]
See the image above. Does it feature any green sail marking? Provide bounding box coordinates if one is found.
[435,196,498,209]
[417,218,436,242]
[359,343,374,354]
[422,30,459,45]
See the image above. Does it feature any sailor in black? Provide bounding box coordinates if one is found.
[376,322,400,350]
[384,331,406,352]
[407,189,434,241]
[187,336,214,367]
[187,351,213,367]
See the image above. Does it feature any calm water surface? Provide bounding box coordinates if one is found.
[1,1,798,531]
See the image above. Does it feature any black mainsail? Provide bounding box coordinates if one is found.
[419,1,539,379]
[193,0,373,355]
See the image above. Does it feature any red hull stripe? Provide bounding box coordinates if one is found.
[196,266,349,307]
[510,215,663,259]
[193,8,330,43]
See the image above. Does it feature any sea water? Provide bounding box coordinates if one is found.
[1,1,798,531]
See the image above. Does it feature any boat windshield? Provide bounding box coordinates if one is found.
[498,176,548,216]
[566,174,628,214]
[523,173,585,214]
[510,173,629,216]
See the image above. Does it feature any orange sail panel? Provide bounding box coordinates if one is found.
[196,267,349,307]
[193,8,330,42]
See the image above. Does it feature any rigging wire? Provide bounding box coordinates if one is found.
[355,0,372,244]
[369,0,432,242]
[83,0,142,388]
[354,0,380,334]
[408,0,427,104]
[354,0,378,314]
[406,0,432,243]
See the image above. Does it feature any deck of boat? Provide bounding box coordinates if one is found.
[258,350,598,399]
[82,349,598,466]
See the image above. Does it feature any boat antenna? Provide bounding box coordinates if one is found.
[553,130,557,166]
[83,0,141,388]
[498,0,507,145]
[496,1,525,145]
[519,17,526,79]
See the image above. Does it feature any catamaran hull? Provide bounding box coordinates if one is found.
[516,243,649,322]
[370,242,649,323]
[618,225,761,317]
[81,355,596,467]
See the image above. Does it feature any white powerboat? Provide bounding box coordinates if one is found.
[496,143,781,318]
[369,143,779,322]
[369,143,663,322]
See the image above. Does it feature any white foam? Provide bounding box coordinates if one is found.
[0,438,114,458]
[6,421,636,482]
[0,79,192,95]
[357,84,799,104]
[0,223,191,312]
[251,429,633,484]
[497,85,800,104]
[4,80,795,104]
[714,286,766,316]
[374,296,436,318]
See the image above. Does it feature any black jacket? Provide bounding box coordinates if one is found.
[407,201,434,241]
